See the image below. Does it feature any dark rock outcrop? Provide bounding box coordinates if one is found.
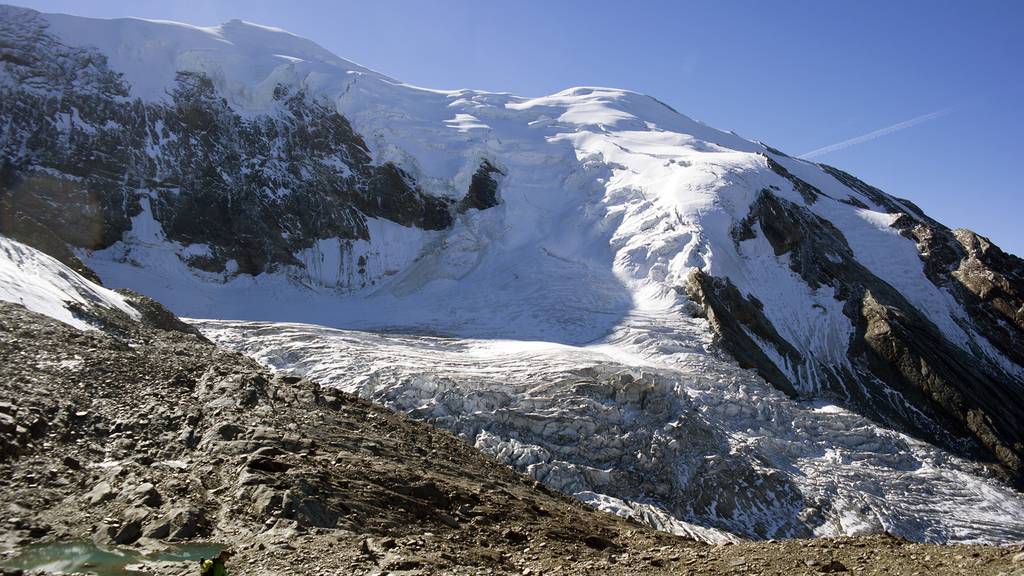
[820,164,932,222]
[763,155,824,204]
[684,271,801,397]
[855,290,1022,475]
[458,160,504,213]
[114,290,209,341]
[889,217,1024,368]
[951,230,1024,364]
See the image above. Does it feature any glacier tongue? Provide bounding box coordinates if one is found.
[196,315,1024,544]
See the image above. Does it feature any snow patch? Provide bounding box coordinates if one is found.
[0,236,138,330]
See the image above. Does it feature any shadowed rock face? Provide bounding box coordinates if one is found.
[691,184,1024,482]
[0,14,457,276]
[458,160,504,213]
[820,164,933,222]
[953,230,1024,360]
[855,291,1023,476]
[764,155,823,204]
[684,271,801,397]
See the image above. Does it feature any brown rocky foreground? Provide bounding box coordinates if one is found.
[1,301,1022,575]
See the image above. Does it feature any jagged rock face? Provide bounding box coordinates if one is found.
[952,230,1024,361]
[458,160,504,213]
[693,174,1024,481]
[892,221,1024,368]
[683,271,802,397]
[0,11,459,276]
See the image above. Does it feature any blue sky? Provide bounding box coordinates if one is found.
[15,0,1024,255]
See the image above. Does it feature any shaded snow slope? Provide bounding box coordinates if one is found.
[0,236,138,330]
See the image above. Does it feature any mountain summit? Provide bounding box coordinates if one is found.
[2,4,1023,544]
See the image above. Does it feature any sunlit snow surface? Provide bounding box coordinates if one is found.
[14,9,1019,543]
[0,236,138,330]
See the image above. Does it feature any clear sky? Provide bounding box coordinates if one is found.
[13,0,1024,256]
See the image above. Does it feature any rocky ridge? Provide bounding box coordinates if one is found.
[687,162,1024,482]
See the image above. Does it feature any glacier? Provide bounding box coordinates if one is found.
[192,314,1024,544]
[1,5,1023,544]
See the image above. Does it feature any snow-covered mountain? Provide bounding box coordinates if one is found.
[2,5,1023,543]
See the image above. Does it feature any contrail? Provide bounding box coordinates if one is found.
[798,108,952,159]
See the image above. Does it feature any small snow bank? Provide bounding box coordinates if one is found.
[0,236,139,330]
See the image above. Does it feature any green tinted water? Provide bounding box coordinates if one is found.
[1,541,223,575]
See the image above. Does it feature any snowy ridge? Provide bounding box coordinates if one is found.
[4,6,1023,544]
[0,236,138,330]
[39,8,391,105]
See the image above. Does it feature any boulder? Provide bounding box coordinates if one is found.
[130,482,162,508]
[145,519,171,539]
[86,481,114,505]
[112,508,149,544]
[168,507,206,540]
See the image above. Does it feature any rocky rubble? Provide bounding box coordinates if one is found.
[1,302,1022,574]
